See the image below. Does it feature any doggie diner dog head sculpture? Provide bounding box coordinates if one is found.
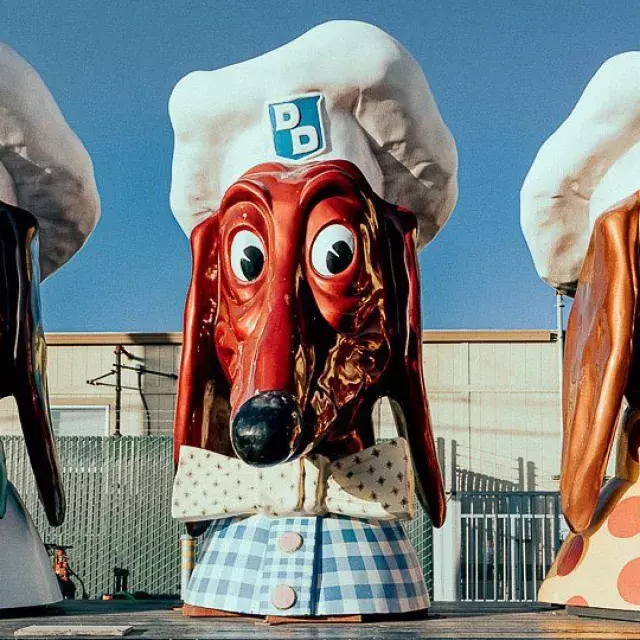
[0,42,100,527]
[171,21,457,528]
[0,42,99,610]
[522,52,640,534]
[522,51,640,611]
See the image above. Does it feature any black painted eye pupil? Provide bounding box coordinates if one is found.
[326,240,353,275]
[240,246,264,281]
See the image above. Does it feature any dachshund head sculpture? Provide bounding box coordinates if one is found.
[0,41,100,527]
[174,160,446,527]
[521,52,640,534]
[170,21,459,530]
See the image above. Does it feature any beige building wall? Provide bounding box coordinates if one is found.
[0,334,181,437]
[377,331,564,491]
[0,330,577,491]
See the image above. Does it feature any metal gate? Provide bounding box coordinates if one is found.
[458,491,562,601]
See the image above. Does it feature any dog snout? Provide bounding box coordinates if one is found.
[231,391,306,467]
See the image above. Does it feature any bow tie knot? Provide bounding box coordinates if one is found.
[172,439,414,522]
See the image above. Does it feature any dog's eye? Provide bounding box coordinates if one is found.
[311,224,355,277]
[230,230,265,282]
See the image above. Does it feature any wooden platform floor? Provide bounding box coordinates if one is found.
[1,600,640,639]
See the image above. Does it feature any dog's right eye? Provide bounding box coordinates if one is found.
[311,224,355,277]
[230,230,265,282]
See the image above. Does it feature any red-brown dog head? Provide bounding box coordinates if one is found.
[174,160,445,526]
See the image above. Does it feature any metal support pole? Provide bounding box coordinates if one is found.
[555,292,565,430]
[180,535,196,601]
[436,436,446,490]
[451,439,458,495]
[555,292,565,386]
[114,346,122,437]
[517,457,525,491]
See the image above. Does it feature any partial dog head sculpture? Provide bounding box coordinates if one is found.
[171,22,457,532]
[0,42,99,608]
[522,52,640,609]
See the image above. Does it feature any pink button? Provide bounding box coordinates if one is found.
[279,531,303,553]
[271,584,297,610]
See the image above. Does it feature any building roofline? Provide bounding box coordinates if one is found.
[45,332,184,346]
[422,330,556,343]
[44,329,557,346]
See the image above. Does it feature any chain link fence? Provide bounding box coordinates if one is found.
[2,436,180,598]
[1,435,434,599]
[406,500,434,594]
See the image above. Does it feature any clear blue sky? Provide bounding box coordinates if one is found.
[3,0,638,332]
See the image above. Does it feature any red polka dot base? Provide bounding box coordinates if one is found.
[539,479,640,611]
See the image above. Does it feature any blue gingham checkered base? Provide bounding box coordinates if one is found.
[185,514,430,616]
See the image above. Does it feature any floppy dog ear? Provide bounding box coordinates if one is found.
[174,214,232,470]
[560,194,640,533]
[381,205,446,528]
[0,202,65,526]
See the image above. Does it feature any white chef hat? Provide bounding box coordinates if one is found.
[169,20,457,250]
[521,51,640,294]
[0,42,100,279]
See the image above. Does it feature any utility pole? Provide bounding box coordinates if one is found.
[87,346,177,437]
[114,346,123,437]
[555,292,565,389]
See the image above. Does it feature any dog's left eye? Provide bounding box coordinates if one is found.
[230,230,265,282]
[311,224,355,277]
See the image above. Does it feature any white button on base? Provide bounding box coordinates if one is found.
[279,531,303,553]
[271,584,297,610]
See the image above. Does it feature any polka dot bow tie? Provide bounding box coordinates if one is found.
[172,439,414,522]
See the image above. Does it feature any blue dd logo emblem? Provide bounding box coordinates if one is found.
[268,93,326,162]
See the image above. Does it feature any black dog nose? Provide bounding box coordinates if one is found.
[231,391,305,467]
